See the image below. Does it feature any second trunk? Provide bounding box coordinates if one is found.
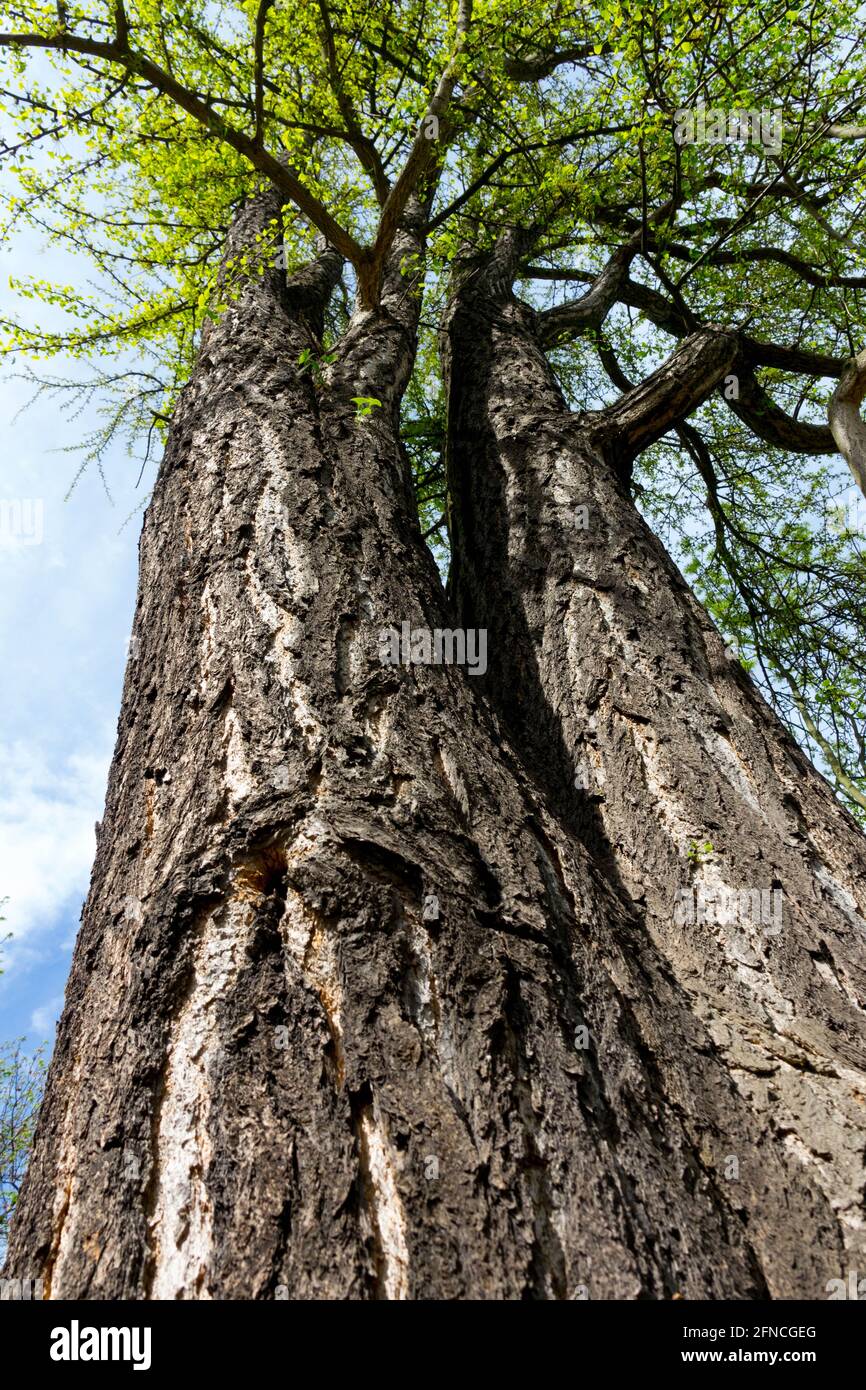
[442,249,866,1289]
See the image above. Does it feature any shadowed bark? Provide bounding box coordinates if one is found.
[441,241,866,1295]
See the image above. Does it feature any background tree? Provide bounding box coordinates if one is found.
[0,908,46,1262]
[1,0,865,1299]
[0,1041,46,1261]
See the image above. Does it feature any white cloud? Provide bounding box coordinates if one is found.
[0,739,111,971]
[30,993,63,1035]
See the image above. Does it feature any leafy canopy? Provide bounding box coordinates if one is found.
[1,0,865,816]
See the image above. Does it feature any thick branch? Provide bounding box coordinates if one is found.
[583,328,739,473]
[540,268,695,341]
[532,255,847,379]
[598,287,839,457]
[253,0,274,147]
[726,362,836,456]
[503,43,609,80]
[113,0,128,49]
[614,277,846,377]
[537,233,643,346]
[364,0,473,300]
[283,242,344,338]
[829,349,866,498]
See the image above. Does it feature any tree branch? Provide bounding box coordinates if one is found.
[364,0,473,301]
[503,43,610,80]
[825,123,866,140]
[583,327,739,474]
[0,28,366,270]
[537,233,643,346]
[829,349,866,498]
[314,0,390,205]
[253,0,274,147]
[541,264,847,379]
[658,240,866,291]
[283,242,345,338]
[726,361,836,455]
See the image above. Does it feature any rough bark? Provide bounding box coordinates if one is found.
[4,192,820,1303]
[441,244,866,1294]
[7,189,866,1300]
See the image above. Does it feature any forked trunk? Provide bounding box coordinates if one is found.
[6,201,862,1301]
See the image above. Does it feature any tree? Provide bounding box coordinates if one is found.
[1,0,865,1299]
[0,1042,46,1261]
[0,910,46,1262]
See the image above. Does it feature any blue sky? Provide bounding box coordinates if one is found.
[0,228,149,1053]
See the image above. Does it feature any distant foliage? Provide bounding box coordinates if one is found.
[0,907,47,1259]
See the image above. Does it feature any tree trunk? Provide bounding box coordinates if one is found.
[441,244,866,1289]
[6,200,864,1302]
